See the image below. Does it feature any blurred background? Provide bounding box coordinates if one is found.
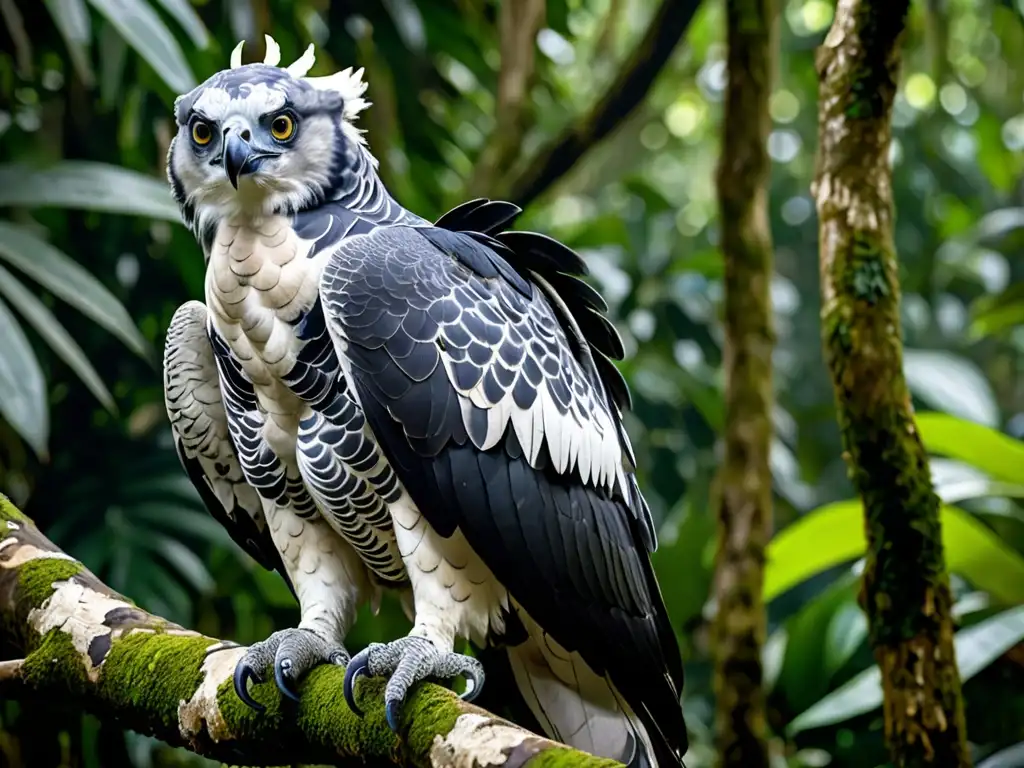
[0,0,1022,766]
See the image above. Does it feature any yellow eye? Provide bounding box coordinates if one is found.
[271,114,295,141]
[191,121,212,145]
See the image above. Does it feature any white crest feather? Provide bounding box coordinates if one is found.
[263,35,281,66]
[304,66,371,122]
[230,40,245,69]
[220,39,373,153]
[286,44,316,78]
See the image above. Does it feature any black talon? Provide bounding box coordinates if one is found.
[343,654,370,717]
[460,669,483,703]
[385,699,402,733]
[233,663,265,713]
[275,658,301,703]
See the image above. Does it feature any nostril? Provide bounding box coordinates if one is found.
[240,129,251,141]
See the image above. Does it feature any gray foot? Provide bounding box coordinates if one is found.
[343,636,484,732]
[233,627,350,711]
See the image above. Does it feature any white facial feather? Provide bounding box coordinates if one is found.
[171,37,378,230]
[228,35,371,146]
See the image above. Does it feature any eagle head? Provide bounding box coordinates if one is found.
[167,36,373,232]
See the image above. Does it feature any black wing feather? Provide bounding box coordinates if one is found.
[321,219,687,766]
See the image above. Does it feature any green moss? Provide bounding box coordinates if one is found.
[215,665,289,739]
[399,683,461,761]
[843,1,910,120]
[0,495,27,527]
[300,667,402,762]
[21,627,91,695]
[97,632,208,734]
[17,559,84,609]
[846,234,891,304]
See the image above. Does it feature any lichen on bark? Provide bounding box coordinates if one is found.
[0,497,622,767]
[813,2,971,766]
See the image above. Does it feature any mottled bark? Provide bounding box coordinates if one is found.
[813,2,971,766]
[506,0,702,208]
[466,0,547,198]
[711,0,777,766]
[0,496,621,768]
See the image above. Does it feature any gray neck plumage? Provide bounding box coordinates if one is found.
[325,143,427,229]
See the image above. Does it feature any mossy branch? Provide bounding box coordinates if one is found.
[505,0,703,208]
[711,0,777,766]
[0,496,622,768]
[813,2,971,766]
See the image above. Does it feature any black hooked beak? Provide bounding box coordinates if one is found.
[223,132,253,190]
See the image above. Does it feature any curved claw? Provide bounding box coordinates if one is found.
[274,657,302,703]
[459,666,484,703]
[385,698,403,733]
[343,651,370,717]
[233,662,265,713]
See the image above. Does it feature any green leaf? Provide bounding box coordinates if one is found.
[44,0,95,86]
[969,281,1024,339]
[0,264,115,413]
[150,0,210,48]
[903,349,999,428]
[917,412,1024,484]
[651,482,717,631]
[0,296,48,457]
[764,501,1024,604]
[0,222,151,361]
[128,503,232,547]
[0,162,180,222]
[136,533,214,593]
[788,604,1024,734]
[84,0,196,93]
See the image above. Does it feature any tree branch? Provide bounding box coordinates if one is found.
[0,495,623,768]
[813,2,972,766]
[466,0,547,199]
[711,0,777,765]
[505,0,703,209]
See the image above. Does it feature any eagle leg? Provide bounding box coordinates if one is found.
[343,636,483,731]
[234,627,350,710]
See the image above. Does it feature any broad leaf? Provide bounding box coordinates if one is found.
[789,605,1024,733]
[150,0,210,48]
[85,0,196,93]
[44,0,95,86]
[969,282,1024,339]
[904,349,999,427]
[135,532,215,593]
[0,296,48,457]
[0,162,179,222]
[917,412,1024,484]
[0,222,150,361]
[0,264,115,413]
[764,501,1024,604]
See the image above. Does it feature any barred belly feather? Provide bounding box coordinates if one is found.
[205,214,407,585]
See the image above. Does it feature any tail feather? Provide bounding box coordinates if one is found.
[505,608,678,766]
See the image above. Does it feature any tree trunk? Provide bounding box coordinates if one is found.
[465,0,547,199]
[0,495,622,768]
[813,2,972,766]
[711,0,777,765]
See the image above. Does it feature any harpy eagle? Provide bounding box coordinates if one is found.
[162,37,688,767]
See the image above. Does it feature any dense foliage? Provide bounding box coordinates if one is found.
[0,1,1022,766]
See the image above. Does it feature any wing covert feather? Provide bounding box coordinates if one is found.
[320,222,686,763]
